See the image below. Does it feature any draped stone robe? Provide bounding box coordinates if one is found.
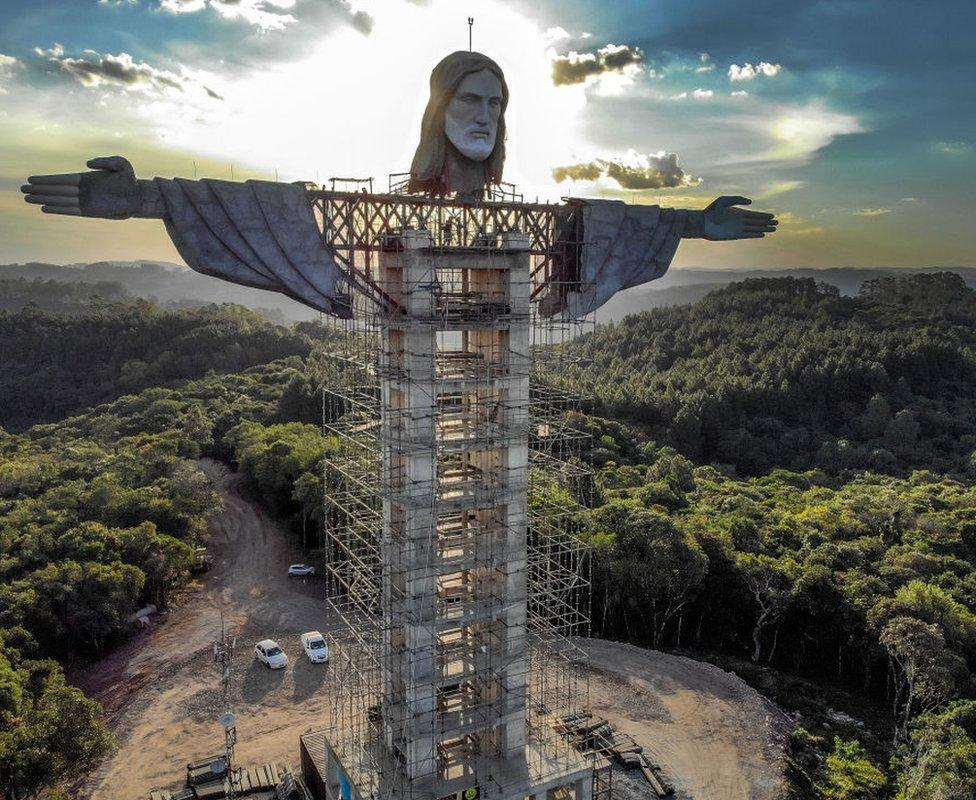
[149,178,686,319]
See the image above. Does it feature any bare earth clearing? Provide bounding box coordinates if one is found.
[74,460,787,800]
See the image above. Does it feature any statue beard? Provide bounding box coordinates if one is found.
[444,117,496,163]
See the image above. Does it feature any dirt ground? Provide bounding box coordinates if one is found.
[583,640,789,800]
[74,460,787,800]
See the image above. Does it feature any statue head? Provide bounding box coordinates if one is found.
[409,51,509,196]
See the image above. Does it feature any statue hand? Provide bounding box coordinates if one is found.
[703,196,778,241]
[22,156,142,219]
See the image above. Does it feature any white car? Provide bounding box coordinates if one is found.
[254,639,288,669]
[288,564,316,577]
[300,631,330,664]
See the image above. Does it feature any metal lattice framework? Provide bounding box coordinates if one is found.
[307,189,586,315]
[309,188,609,800]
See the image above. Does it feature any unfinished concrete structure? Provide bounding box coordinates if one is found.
[307,187,605,800]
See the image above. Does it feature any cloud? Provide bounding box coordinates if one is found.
[552,150,699,190]
[33,44,222,100]
[756,180,805,199]
[551,43,643,86]
[935,140,972,156]
[0,53,19,95]
[159,0,299,32]
[543,26,571,44]
[730,89,748,97]
[670,88,713,100]
[729,62,782,81]
[855,207,892,216]
[769,102,862,158]
[349,9,373,35]
[696,52,714,73]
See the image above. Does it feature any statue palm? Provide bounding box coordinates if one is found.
[702,195,777,240]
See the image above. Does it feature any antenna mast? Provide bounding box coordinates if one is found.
[468,17,474,51]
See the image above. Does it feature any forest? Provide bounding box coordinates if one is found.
[556,273,976,477]
[0,301,318,431]
[3,273,976,799]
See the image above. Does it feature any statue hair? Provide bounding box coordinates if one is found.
[408,51,509,196]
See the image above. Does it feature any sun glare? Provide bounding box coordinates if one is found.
[147,0,588,199]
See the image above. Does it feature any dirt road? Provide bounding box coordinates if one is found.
[75,460,786,799]
[76,460,334,799]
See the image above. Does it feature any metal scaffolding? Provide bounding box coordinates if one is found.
[310,189,606,800]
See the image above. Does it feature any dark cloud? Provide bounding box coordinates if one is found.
[551,162,603,182]
[551,43,643,86]
[552,152,698,190]
[350,9,373,35]
[33,44,221,99]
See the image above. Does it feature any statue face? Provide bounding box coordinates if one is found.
[444,68,502,163]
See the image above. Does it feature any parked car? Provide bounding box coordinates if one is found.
[254,639,288,669]
[300,631,330,664]
[288,564,316,577]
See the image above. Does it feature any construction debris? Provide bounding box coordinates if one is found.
[556,712,674,798]
[148,761,304,800]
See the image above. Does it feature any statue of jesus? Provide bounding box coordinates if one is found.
[21,50,777,318]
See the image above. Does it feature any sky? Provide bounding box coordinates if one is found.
[0,0,973,269]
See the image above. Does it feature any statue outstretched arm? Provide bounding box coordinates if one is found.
[546,195,777,319]
[22,156,350,317]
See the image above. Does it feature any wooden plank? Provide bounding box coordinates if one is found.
[640,764,668,798]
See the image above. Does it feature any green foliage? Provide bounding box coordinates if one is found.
[822,738,888,800]
[0,302,316,431]
[894,701,976,799]
[225,420,341,547]
[0,632,113,800]
[552,274,976,476]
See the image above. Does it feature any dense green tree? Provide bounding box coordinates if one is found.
[895,701,976,800]
[0,632,113,800]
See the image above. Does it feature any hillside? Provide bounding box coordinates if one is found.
[0,261,322,323]
[0,302,318,431]
[558,272,976,476]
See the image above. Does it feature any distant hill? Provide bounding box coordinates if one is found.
[0,260,320,323]
[0,277,132,314]
[598,266,976,319]
[4,261,975,323]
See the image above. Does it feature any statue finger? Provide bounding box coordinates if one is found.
[719,195,752,207]
[41,205,82,216]
[741,232,765,238]
[742,210,774,221]
[21,184,79,197]
[26,195,80,208]
[27,173,83,186]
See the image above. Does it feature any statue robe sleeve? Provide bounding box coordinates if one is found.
[547,199,687,319]
[151,177,352,318]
